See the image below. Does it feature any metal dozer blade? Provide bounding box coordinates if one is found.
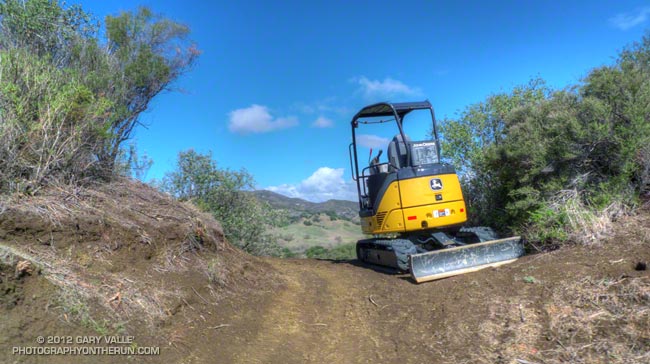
[409,237,524,283]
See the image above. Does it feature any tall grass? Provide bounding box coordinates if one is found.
[526,189,632,247]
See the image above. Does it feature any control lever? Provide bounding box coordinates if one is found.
[370,149,383,166]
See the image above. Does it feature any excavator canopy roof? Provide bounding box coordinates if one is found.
[351,101,432,123]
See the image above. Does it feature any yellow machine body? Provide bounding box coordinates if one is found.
[361,173,467,235]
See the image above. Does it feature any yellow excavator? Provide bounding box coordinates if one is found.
[349,101,524,283]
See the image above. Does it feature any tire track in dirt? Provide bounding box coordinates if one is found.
[230,259,385,364]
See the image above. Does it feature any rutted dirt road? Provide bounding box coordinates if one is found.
[184,229,650,364]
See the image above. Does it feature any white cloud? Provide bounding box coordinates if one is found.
[293,98,352,117]
[266,167,358,202]
[228,104,298,134]
[610,7,650,30]
[294,98,332,114]
[297,103,316,114]
[312,116,334,128]
[353,76,420,100]
[356,134,390,149]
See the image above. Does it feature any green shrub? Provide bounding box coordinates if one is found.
[440,34,650,245]
[279,248,297,258]
[162,150,286,256]
[304,243,356,260]
[305,246,327,258]
[327,243,356,260]
[526,204,569,244]
[325,210,338,221]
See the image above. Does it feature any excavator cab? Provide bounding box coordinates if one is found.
[350,101,467,236]
[349,101,524,282]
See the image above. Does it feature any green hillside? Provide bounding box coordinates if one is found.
[251,190,365,258]
[271,213,364,257]
[252,190,359,222]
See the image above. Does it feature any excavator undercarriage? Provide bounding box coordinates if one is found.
[356,228,523,282]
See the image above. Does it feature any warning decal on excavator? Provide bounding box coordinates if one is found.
[433,209,450,218]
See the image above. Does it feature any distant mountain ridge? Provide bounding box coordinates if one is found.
[252,190,358,220]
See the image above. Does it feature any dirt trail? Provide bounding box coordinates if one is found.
[208,231,650,364]
[232,260,370,363]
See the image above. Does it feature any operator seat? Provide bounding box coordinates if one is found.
[388,134,410,171]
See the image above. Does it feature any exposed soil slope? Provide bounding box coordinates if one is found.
[1,180,648,364]
[0,180,279,364]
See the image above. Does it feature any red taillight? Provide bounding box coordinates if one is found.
[407,215,417,221]
[460,208,465,213]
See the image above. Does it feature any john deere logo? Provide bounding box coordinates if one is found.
[430,178,443,191]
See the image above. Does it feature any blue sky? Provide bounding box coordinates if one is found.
[81,0,650,202]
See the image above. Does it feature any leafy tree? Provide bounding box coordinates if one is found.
[581,35,650,194]
[100,7,199,171]
[440,78,551,175]
[439,78,551,227]
[162,150,286,256]
[325,210,338,221]
[115,142,154,181]
[0,0,96,58]
[0,1,197,192]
